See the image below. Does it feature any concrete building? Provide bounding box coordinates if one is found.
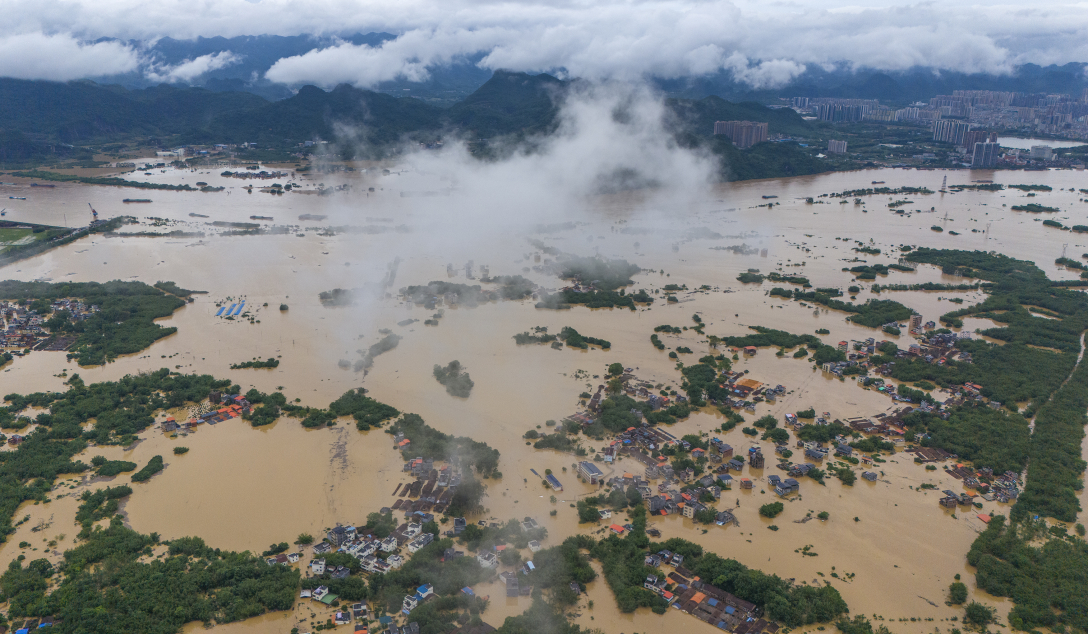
[972,142,999,168]
[713,121,768,149]
[1030,145,1054,160]
[828,139,848,154]
[933,119,971,145]
[963,130,997,150]
[578,461,604,485]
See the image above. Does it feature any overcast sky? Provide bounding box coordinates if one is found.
[3,0,1087,87]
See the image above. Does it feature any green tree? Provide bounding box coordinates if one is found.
[964,602,995,628]
[949,581,968,605]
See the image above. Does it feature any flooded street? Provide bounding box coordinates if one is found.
[2,163,1086,632]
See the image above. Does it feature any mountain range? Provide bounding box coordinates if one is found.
[0,70,827,181]
[92,33,1088,105]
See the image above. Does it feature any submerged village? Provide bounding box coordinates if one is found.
[2,162,1088,634]
[0,236,1045,634]
[88,273,1030,634]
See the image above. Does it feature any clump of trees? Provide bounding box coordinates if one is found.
[539,287,653,310]
[513,326,557,344]
[390,413,499,477]
[903,405,1029,473]
[130,455,164,482]
[0,520,298,629]
[772,288,913,328]
[558,326,610,349]
[230,357,280,369]
[327,387,399,431]
[434,360,475,397]
[559,256,641,290]
[721,326,845,364]
[75,485,132,535]
[90,455,136,477]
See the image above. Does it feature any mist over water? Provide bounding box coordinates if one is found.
[313,81,721,351]
[5,73,1088,634]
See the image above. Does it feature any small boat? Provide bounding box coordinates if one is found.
[1,208,6,216]
[123,199,152,203]
[30,183,55,188]
[761,195,778,199]
[9,196,25,200]
[250,215,273,220]
[872,181,885,184]
[189,213,209,218]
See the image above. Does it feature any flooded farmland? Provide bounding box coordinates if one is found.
[2,161,1087,633]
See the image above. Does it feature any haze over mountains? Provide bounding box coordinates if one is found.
[71,34,1088,105]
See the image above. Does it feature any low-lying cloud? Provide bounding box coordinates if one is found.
[3,1,1088,86]
[0,33,139,81]
[146,51,241,83]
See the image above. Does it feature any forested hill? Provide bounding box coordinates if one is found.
[0,71,830,180]
[0,78,267,143]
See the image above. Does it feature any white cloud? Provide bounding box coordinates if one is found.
[0,32,139,81]
[266,29,503,86]
[146,51,241,83]
[2,1,1088,86]
[723,54,807,89]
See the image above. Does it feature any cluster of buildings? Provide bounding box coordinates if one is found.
[789,89,1088,167]
[607,426,831,520]
[942,465,1021,504]
[926,90,1088,140]
[393,451,463,517]
[821,337,888,376]
[174,392,252,429]
[788,98,880,123]
[793,89,1088,141]
[642,558,774,634]
[713,121,769,149]
[1,298,97,351]
[901,330,974,366]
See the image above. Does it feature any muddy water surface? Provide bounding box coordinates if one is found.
[2,165,1085,632]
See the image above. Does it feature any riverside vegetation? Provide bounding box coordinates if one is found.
[0,368,505,632]
[0,280,186,366]
[735,247,1088,627]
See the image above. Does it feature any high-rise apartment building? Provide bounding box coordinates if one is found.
[932,120,971,145]
[971,142,999,168]
[713,121,768,149]
[828,139,848,154]
[962,130,997,150]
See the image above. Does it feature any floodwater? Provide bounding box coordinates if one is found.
[997,136,1088,150]
[2,163,1086,632]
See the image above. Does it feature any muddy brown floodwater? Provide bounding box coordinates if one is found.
[2,164,1087,632]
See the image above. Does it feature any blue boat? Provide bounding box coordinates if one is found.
[225,303,237,316]
[233,301,245,316]
[215,306,225,316]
